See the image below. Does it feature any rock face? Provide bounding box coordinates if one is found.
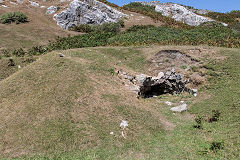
[54,0,127,29]
[139,2,227,26]
[46,6,58,15]
[118,68,188,98]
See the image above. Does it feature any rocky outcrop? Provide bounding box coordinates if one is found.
[118,68,189,98]
[29,1,39,7]
[54,0,127,29]
[139,2,227,26]
[46,6,58,15]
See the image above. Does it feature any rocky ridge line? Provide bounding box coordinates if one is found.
[139,1,227,26]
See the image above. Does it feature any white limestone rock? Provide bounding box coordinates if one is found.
[170,103,187,112]
[29,1,39,7]
[139,2,227,26]
[54,0,127,29]
[46,6,58,14]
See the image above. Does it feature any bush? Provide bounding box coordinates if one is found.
[28,45,48,56]
[1,49,11,57]
[208,110,221,123]
[19,23,240,56]
[12,48,25,57]
[108,25,240,48]
[210,141,224,152]
[72,24,94,33]
[229,22,240,34]
[205,10,240,25]
[194,116,203,129]
[72,21,124,33]
[0,12,28,24]
[8,58,15,66]
[125,25,155,32]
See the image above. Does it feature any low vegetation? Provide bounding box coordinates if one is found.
[204,10,240,24]
[109,24,240,47]
[122,2,191,28]
[2,22,239,57]
[72,20,124,33]
[0,12,28,24]
[1,46,240,159]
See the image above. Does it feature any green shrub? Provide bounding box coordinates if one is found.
[1,49,11,57]
[72,21,124,33]
[12,48,25,57]
[229,22,240,34]
[72,24,94,33]
[28,45,48,56]
[8,58,15,66]
[125,25,155,32]
[210,141,224,152]
[205,10,240,24]
[0,12,28,24]
[194,116,203,129]
[108,25,240,48]
[208,110,221,123]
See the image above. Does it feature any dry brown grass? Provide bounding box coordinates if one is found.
[0,1,80,50]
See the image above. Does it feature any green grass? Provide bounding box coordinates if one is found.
[108,25,240,47]
[13,24,239,57]
[0,47,240,159]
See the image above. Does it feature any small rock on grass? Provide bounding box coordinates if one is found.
[170,103,187,112]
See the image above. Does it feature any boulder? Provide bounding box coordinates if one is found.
[29,1,39,7]
[46,6,58,15]
[53,0,127,29]
[170,103,187,112]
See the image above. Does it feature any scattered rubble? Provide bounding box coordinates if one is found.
[165,101,173,106]
[189,89,198,97]
[54,0,127,29]
[120,120,128,129]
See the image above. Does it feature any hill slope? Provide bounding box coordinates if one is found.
[0,46,240,159]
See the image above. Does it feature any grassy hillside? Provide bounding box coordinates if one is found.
[0,46,239,159]
[0,3,79,50]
